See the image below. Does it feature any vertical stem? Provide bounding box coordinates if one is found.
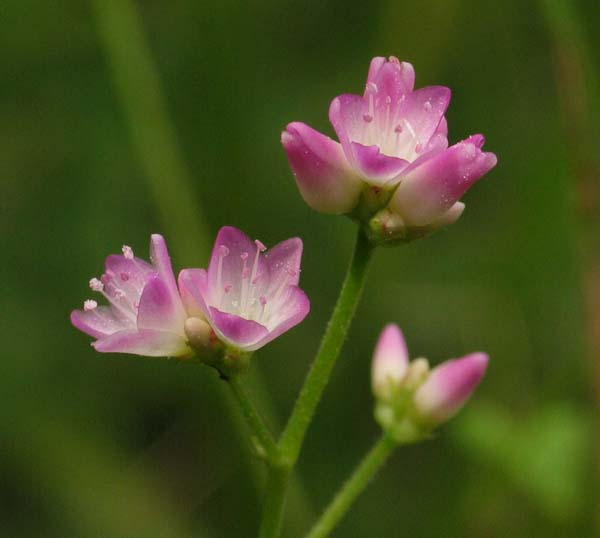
[259,229,374,537]
[259,465,291,538]
[280,230,375,463]
[306,432,397,538]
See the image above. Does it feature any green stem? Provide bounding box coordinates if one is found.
[258,229,374,537]
[280,229,375,463]
[259,465,291,538]
[227,376,281,465]
[306,432,396,538]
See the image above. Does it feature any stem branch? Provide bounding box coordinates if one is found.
[280,230,375,463]
[259,229,374,537]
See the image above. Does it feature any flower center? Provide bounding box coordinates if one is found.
[214,240,295,329]
[355,83,430,161]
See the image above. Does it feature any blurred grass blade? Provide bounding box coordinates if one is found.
[90,0,209,262]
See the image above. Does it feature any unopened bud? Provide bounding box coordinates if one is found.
[414,352,488,425]
[184,317,212,351]
[371,324,409,400]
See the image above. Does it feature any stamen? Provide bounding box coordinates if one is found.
[415,142,423,154]
[89,278,104,292]
[255,239,267,252]
[120,272,129,281]
[403,119,417,139]
[239,252,250,314]
[216,245,230,306]
[84,299,98,311]
[258,295,267,322]
[224,284,233,293]
[364,83,377,145]
[114,289,126,299]
[122,245,134,260]
[394,124,403,133]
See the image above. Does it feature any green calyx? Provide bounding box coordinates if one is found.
[347,184,442,246]
[184,316,252,378]
[373,358,433,444]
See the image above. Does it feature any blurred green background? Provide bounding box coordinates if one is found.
[2,0,600,536]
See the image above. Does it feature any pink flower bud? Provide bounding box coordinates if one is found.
[414,352,488,424]
[371,324,409,399]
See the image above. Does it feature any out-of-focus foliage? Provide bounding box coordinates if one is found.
[1,0,599,536]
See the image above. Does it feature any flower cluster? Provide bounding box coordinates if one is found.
[371,324,488,439]
[282,56,497,243]
[71,227,310,368]
[72,56,494,437]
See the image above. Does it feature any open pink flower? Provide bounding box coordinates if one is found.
[282,56,496,232]
[178,226,310,352]
[371,323,488,427]
[71,235,191,357]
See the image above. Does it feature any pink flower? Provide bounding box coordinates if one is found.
[282,56,497,237]
[71,235,191,357]
[178,226,310,352]
[371,323,488,429]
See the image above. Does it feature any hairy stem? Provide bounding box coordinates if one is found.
[259,465,291,538]
[258,229,374,537]
[280,230,375,463]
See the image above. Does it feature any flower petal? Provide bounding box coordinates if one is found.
[149,234,181,298]
[366,58,415,102]
[414,352,489,424]
[400,86,451,151]
[70,306,132,339]
[329,93,365,164]
[282,122,361,214]
[351,142,409,184]
[137,273,187,334]
[391,136,497,225]
[178,268,210,318]
[249,286,310,351]
[92,329,190,357]
[208,307,269,349]
[264,237,303,287]
[427,201,465,231]
[105,254,153,281]
[207,226,267,306]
